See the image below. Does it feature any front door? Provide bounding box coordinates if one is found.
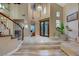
[40,20,49,37]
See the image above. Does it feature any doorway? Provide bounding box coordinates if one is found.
[31,23,35,36]
[40,19,49,37]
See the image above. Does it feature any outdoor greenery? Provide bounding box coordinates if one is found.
[57,21,64,34]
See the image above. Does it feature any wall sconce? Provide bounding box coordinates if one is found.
[25,25,28,29]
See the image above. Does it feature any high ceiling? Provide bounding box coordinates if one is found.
[57,3,66,7]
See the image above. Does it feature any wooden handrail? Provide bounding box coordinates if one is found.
[0,12,23,29]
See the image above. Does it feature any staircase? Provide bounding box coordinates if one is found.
[0,21,10,36]
[0,12,24,40]
[0,12,24,55]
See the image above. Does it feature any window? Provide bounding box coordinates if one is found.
[56,20,60,28]
[56,11,60,17]
[0,3,9,11]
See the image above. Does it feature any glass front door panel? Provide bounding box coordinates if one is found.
[45,21,48,36]
[41,22,44,35]
[40,20,49,37]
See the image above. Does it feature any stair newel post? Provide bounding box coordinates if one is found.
[22,27,24,40]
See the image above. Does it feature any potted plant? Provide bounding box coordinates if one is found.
[56,21,70,41]
[58,21,64,34]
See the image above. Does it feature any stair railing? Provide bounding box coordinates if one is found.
[0,12,24,40]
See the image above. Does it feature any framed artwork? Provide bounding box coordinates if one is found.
[67,12,78,22]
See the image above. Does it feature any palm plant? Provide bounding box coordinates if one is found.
[57,21,64,34]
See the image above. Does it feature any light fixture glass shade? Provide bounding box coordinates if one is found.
[25,25,28,28]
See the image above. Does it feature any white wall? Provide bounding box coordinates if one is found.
[10,4,25,19]
[63,3,78,40]
[68,20,78,38]
[9,3,31,37]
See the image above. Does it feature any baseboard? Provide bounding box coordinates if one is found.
[5,41,23,56]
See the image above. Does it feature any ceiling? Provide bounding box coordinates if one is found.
[57,3,67,7]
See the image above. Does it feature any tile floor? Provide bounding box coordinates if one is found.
[11,36,67,56]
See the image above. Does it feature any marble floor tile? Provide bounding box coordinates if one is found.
[11,36,67,56]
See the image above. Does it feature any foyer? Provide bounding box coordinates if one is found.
[11,36,66,56]
[0,3,78,56]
